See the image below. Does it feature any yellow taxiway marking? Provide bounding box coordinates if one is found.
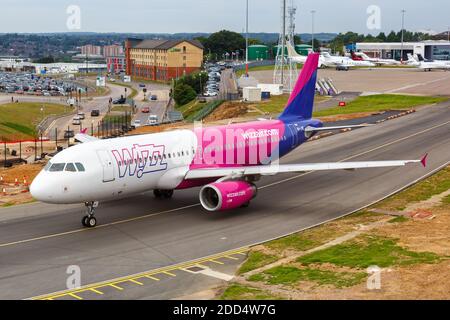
[90,288,104,295]
[29,247,249,300]
[108,283,124,291]
[145,275,160,281]
[68,293,83,300]
[224,255,239,260]
[209,259,224,265]
[128,279,144,286]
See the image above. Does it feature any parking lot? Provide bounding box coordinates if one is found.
[0,72,80,97]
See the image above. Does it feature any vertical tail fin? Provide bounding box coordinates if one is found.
[279,53,319,120]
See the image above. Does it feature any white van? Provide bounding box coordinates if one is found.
[148,115,158,126]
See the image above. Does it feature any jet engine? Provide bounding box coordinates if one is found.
[199,181,257,212]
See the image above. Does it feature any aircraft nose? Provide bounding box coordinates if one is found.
[30,173,51,202]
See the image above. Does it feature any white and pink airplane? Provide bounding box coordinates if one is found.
[30,54,427,228]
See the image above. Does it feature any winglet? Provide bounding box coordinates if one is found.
[420,153,428,168]
[80,128,88,134]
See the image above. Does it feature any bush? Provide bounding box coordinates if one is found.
[173,84,197,106]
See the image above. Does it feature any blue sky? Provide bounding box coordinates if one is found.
[0,0,448,34]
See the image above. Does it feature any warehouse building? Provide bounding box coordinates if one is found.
[356,40,450,61]
[125,39,204,81]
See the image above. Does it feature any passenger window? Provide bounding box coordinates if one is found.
[65,163,77,172]
[49,163,65,172]
[75,163,85,172]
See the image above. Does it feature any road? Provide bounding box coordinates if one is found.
[0,102,448,300]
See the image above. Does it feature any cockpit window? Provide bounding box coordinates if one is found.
[44,161,52,171]
[49,163,66,172]
[65,163,77,172]
[75,163,85,172]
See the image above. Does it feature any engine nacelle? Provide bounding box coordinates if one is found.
[199,181,257,212]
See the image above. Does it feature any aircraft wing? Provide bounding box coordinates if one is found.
[74,130,99,143]
[185,156,427,180]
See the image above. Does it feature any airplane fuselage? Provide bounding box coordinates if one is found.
[31,118,322,204]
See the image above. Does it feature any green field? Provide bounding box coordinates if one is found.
[0,102,71,141]
[253,94,447,116]
[313,94,447,117]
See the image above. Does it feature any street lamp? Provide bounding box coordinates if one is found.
[311,10,316,52]
[400,10,406,63]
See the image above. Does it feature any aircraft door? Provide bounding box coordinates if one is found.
[96,150,115,182]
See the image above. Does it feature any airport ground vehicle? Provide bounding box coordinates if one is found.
[30,54,425,228]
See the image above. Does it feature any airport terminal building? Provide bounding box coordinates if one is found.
[125,39,204,81]
[356,40,450,61]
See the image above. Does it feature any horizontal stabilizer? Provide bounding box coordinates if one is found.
[304,124,374,132]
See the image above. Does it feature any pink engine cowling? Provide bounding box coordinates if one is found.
[199,181,257,212]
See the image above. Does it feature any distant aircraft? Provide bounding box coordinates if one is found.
[320,52,376,68]
[406,53,450,71]
[30,53,426,228]
[351,51,401,66]
[285,43,375,68]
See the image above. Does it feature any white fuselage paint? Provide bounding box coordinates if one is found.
[31,130,198,204]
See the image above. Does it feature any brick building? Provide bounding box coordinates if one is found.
[125,39,204,81]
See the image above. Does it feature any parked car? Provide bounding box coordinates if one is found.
[150,95,158,101]
[141,107,150,113]
[91,109,100,117]
[64,130,75,139]
[133,119,142,128]
[77,112,85,120]
[139,83,146,88]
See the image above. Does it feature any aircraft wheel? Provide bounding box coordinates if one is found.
[163,190,174,199]
[86,216,97,228]
[241,202,250,208]
[82,215,89,227]
[153,189,162,198]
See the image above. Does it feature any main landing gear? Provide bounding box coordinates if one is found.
[82,201,99,228]
[153,189,174,199]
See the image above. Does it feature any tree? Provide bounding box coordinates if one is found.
[203,30,246,58]
[176,71,208,94]
[173,84,197,106]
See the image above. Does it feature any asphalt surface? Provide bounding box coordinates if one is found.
[0,101,449,300]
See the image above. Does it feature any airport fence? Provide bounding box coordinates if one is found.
[1,112,133,168]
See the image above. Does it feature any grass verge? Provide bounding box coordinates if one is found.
[374,166,450,211]
[250,266,367,288]
[221,284,281,300]
[297,235,440,268]
[0,102,72,141]
[313,94,447,117]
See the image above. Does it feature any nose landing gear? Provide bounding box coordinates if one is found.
[153,189,174,199]
[82,201,99,228]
